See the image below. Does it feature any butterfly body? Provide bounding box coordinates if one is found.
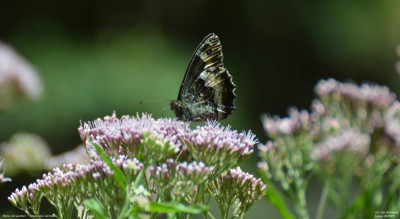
[170,33,236,122]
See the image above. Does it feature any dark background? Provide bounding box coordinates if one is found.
[1,0,400,218]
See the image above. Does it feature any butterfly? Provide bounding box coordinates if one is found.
[170,33,236,121]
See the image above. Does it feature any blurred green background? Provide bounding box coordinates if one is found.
[1,0,400,218]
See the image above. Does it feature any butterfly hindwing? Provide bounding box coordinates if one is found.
[170,33,236,121]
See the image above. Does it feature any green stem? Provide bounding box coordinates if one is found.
[294,189,309,219]
[257,170,296,219]
[119,168,145,218]
[316,183,329,219]
[206,211,216,219]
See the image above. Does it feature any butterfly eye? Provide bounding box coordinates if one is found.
[206,49,212,55]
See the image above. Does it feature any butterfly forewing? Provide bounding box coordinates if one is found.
[170,33,236,121]
[178,34,222,99]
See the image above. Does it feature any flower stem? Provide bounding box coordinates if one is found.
[119,168,145,218]
[316,183,328,219]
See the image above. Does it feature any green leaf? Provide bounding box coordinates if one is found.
[258,170,296,219]
[149,202,208,214]
[84,199,107,219]
[92,142,127,193]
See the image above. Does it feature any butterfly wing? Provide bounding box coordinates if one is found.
[177,33,236,120]
[177,33,218,100]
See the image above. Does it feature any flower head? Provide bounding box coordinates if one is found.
[261,108,312,136]
[79,112,189,162]
[182,121,256,176]
[209,167,266,218]
[0,41,42,107]
[148,159,214,201]
[259,78,400,218]
[79,113,257,169]
[9,155,144,217]
[381,101,400,152]
[311,129,370,160]
[0,133,51,176]
[11,112,259,218]
[129,185,151,213]
[315,78,395,108]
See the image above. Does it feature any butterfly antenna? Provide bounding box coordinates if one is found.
[139,99,172,104]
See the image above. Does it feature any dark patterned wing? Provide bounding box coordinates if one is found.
[178,34,223,99]
[171,33,236,121]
